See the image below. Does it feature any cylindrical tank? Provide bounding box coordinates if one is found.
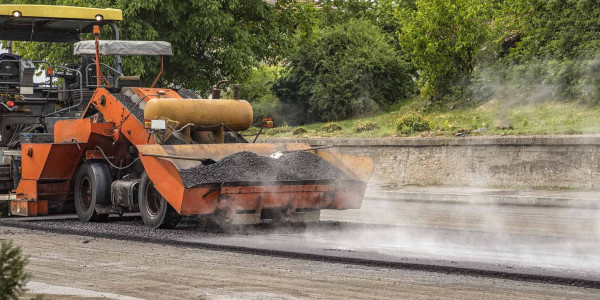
[144,98,253,131]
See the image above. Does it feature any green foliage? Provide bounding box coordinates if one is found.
[473,0,600,105]
[0,240,30,300]
[398,0,492,101]
[274,18,415,124]
[353,120,380,133]
[496,0,600,62]
[4,0,304,93]
[237,66,285,127]
[320,122,343,133]
[396,112,430,135]
[239,65,280,104]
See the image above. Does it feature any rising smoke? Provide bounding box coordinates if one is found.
[471,55,600,106]
[311,196,600,273]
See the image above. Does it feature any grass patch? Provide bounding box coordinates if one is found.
[320,123,343,133]
[258,98,600,138]
[292,127,308,135]
[353,120,380,133]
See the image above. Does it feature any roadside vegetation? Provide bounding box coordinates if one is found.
[0,240,30,300]
[6,0,600,137]
[247,99,600,138]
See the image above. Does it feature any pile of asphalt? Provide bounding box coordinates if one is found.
[113,93,144,122]
[179,151,348,188]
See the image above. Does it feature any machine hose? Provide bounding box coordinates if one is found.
[94,146,140,170]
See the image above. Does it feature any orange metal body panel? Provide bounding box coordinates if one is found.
[315,150,374,182]
[10,200,47,216]
[17,179,71,201]
[130,88,182,103]
[136,143,369,216]
[21,143,84,180]
[177,182,362,216]
[180,187,217,215]
[54,118,114,144]
[16,179,38,200]
[139,153,186,211]
[89,88,162,145]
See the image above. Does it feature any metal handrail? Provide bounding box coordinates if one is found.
[44,65,84,117]
[85,62,124,88]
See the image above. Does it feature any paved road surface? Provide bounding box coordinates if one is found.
[2,197,600,298]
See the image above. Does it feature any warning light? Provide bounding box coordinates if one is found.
[262,118,274,128]
[95,14,104,21]
[7,101,15,107]
[12,11,21,18]
[46,67,54,77]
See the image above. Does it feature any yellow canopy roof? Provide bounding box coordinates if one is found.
[0,5,122,21]
[0,5,122,42]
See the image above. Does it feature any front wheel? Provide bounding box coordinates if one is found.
[74,162,111,222]
[139,172,180,229]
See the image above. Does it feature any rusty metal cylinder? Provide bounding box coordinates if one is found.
[144,98,253,131]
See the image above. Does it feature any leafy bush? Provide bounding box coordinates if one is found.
[0,240,30,300]
[274,18,415,123]
[292,127,308,135]
[235,66,287,127]
[396,113,431,135]
[239,65,281,104]
[321,123,343,133]
[353,121,381,133]
[398,0,492,101]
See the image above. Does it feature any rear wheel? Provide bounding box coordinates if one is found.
[139,172,180,229]
[74,162,111,222]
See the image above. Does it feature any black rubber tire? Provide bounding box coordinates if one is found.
[74,162,111,222]
[139,172,180,229]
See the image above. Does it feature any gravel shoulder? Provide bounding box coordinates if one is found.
[3,226,600,300]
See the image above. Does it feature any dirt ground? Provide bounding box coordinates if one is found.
[2,226,599,300]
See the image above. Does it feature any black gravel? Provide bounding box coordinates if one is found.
[179,151,348,188]
[113,93,144,122]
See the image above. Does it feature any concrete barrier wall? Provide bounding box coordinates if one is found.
[265,136,600,189]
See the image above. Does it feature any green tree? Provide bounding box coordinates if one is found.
[497,0,600,62]
[274,18,415,123]
[0,240,30,300]
[472,0,600,105]
[3,0,305,93]
[398,0,492,101]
